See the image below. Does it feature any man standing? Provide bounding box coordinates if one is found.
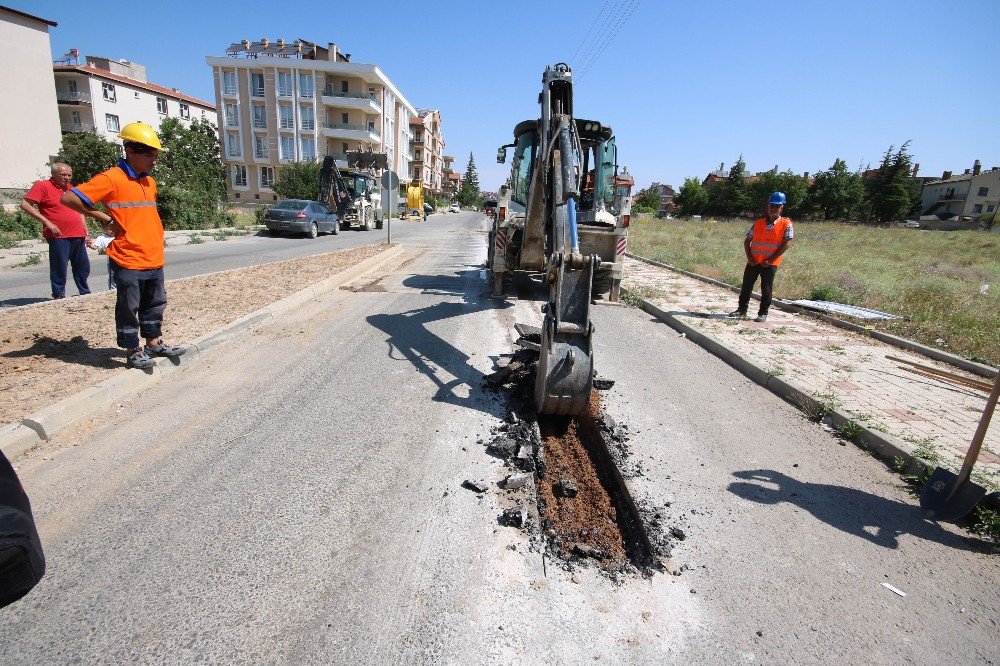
[60,122,185,369]
[20,163,91,299]
[728,191,794,323]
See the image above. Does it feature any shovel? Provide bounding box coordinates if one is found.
[920,371,1000,522]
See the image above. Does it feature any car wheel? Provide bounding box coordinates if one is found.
[309,222,318,239]
[332,219,340,235]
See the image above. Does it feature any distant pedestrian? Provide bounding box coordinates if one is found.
[728,191,794,323]
[20,163,91,299]
[61,121,185,369]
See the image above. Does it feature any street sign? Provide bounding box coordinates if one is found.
[380,170,399,244]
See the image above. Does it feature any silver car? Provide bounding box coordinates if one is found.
[264,200,340,238]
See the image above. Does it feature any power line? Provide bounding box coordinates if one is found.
[570,0,612,69]
[576,0,643,82]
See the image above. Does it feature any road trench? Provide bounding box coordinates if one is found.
[484,343,666,577]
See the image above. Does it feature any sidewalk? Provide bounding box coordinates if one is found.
[623,256,999,492]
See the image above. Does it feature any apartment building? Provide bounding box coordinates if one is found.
[410,110,445,197]
[442,155,458,199]
[206,39,416,203]
[921,160,1000,219]
[0,6,61,194]
[53,56,215,144]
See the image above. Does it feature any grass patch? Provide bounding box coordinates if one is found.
[835,420,863,440]
[13,253,41,267]
[621,284,666,308]
[187,235,206,245]
[629,215,1000,365]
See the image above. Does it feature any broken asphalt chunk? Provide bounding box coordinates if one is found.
[593,377,615,390]
[572,543,607,560]
[557,478,579,498]
[504,473,531,491]
[462,480,488,494]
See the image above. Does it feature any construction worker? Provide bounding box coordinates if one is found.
[20,163,92,299]
[728,191,794,323]
[60,122,185,369]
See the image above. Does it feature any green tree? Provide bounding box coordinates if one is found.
[457,152,480,207]
[806,158,864,220]
[747,169,810,219]
[706,155,750,217]
[631,185,661,214]
[272,161,322,201]
[58,130,121,183]
[673,177,708,217]
[863,142,920,226]
[155,117,229,229]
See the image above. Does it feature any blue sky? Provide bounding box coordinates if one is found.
[27,0,1000,191]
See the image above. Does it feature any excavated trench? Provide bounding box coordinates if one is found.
[484,348,665,576]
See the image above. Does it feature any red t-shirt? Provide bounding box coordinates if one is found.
[25,178,87,239]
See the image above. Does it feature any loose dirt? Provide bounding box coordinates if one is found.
[0,243,389,426]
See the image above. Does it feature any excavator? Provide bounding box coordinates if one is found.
[491,63,632,416]
[318,150,387,230]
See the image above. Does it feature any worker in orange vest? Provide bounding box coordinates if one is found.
[728,191,794,323]
[61,122,185,369]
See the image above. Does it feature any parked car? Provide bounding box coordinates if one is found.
[264,200,339,238]
[423,202,434,215]
[449,203,460,213]
[902,220,920,229]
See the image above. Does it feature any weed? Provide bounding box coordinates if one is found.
[766,363,786,377]
[835,420,863,440]
[806,391,841,421]
[14,253,41,267]
[771,326,795,335]
[188,235,205,245]
[821,344,847,355]
[892,456,907,472]
[621,284,666,308]
[969,507,1000,543]
[737,327,765,337]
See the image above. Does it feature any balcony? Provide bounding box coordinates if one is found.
[61,121,95,133]
[320,89,381,114]
[57,91,91,104]
[322,122,381,144]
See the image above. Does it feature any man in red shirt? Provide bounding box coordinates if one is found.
[20,163,92,299]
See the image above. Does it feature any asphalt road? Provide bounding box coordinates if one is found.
[1,212,996,663]
[0,212,453,307]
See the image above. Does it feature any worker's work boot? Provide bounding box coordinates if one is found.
[754,314,768,323]
[727,310,747,319]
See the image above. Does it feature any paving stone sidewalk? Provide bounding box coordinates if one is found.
[623,256,999,490]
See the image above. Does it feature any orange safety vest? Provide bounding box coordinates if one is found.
[749,216,791,267]
[73,160,163,270]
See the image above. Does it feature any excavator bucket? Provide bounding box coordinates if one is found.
[535,254,595,415]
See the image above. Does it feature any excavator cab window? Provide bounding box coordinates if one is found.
[510,128,537,206]
[595,137,617,209]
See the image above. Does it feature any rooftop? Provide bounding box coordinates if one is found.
[53,64,215,110]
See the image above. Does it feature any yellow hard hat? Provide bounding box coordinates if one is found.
[117,121,163,150]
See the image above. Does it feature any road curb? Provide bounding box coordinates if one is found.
[627,253,997,379]
[631,291,1000,512]
[0,244,405,459]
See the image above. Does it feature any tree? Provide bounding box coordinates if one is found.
[631,185,661,215]
[706,155,750,217]
[272,161,322,201]
[806,158,865,220]
[155,117,229,229]
[457,152,480,207]
[863,142,920,225]
[58,130,121,183]
[747,169,810,219]
[673,177,708,217]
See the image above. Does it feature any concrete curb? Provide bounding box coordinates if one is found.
[0,244,405,458]
[627,253,998,379]
[631,293,1000,513]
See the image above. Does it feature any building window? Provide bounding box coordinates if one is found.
[68,79,77,93]
[105,114,120,132]
[179,103,190,119]
[157,97,168,115]
[260,166,275,188]
[280,136,295,160]
[232,165,247,187]
[225,103,238,127]
[300,105,314,130]
[223,71,237,95]
[102,82,116,102]
[277,72,293,97]
[973,204,983,214]
[279,105,294,129]
[413,168,420,180]
[298,73,314,98]
[252,104,266,129]
[341,112,349,124]
[978,187,990,197]
[301,137,316,162]
[989,205,995,213]
[250,72,264,97]
[227,133,241,158]
[254,136,268,159]
[341,80,348,93]
[415,151,421,160]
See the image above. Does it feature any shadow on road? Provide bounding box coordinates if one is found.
[3,335,122,369]
[0,297,50,308]
[728,469,978,551]
[366,269,512,416]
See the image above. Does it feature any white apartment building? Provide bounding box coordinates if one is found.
[410,109,445,197]
[205,39,416,204]
[53,56,216,144]
[921,160,1000,219]
[0,6,61,194]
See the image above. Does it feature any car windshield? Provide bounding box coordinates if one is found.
[273,200,309,211]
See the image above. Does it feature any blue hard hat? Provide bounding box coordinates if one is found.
[769,191,787,205]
